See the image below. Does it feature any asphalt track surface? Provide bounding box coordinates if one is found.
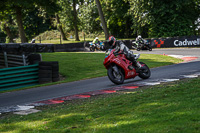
[0,48,200,109]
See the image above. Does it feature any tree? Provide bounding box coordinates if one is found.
[55,13,67,40]
[0,0,59,43]
[79,0,106,39]
[0,8,16,43]
[23,8,55,40]
[78,0,134,39]
[1,22,14,43]
[15,6,27,43]
[58,0,80,41]
[72,0,80,41]
[101,0,133,38]
[95,0,109,40]
[128,0,200,38]
[0,28,6,43]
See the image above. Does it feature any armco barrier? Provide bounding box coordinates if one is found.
[0,64,39,91]
[54,43,85,52]
[0,52,29,68]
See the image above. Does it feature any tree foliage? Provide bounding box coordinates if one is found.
[128,0,200,38]
[0,0,200,42]
[101,0,133,38]
[79,1,101,34]
[0,0,59,42]
[58,0,81,41]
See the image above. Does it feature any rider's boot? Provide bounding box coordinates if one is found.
[128,55,145,71]
[135,61,145,72]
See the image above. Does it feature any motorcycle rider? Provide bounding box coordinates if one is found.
[136,35,144,48]
[108,36,144,70]
[136,35,144,43]
[93,37,100,45]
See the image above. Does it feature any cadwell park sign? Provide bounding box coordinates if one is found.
[174,38,200,47]
[150,36,200,48]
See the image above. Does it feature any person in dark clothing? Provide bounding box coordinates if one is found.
[108,36,143,70]
[136,35,144,44]
[136,35,145,48]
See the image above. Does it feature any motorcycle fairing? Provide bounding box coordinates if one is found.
[103,52,137,79]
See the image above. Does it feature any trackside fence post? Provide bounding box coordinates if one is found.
[3,52,8,68]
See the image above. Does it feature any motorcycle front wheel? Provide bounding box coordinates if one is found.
[107,66,124,85]
[138,62,151,79]
[90,45,95,52]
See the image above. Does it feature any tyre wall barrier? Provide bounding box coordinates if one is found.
[0,43,54,54]
[0,64,39,91]
[54,42,85,52]
[39,61,60,84]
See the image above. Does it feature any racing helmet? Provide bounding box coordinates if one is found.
[138,35,142,39]
[95,37,99,40]
[108,36,116,47]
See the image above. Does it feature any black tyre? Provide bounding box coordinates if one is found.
[107,66,124,85]
[138,62,151,79]
[90,46,95,52]
[52,65,59,71]
[39,70,52,79]
[28,54,42,65]
[39,66,52,70]
[90,47,93,51]
[52,68,59,72]
[39,61,58,66]
[137,48,140,51]
[52,77,60,82]
[92,45,95,52]
[39,73,52,78]
[39,70,52,74]
[39,78,52,84]
[39,61,52,66]
[149,47,152,51]
[52,73,59,78]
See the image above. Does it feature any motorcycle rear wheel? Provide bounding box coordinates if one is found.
[138,62,151,79]
[137,48,140,51]
[107,66,124,85]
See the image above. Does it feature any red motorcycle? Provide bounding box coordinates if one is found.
[103,49,151,84]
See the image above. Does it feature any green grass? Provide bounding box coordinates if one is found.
[1,77,200,133]
[41,52,183,82]
[34,38,106,44]
[36,38,137,44]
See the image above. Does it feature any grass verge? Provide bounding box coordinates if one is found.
[0,77,200,133]
[33,38,106,44]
